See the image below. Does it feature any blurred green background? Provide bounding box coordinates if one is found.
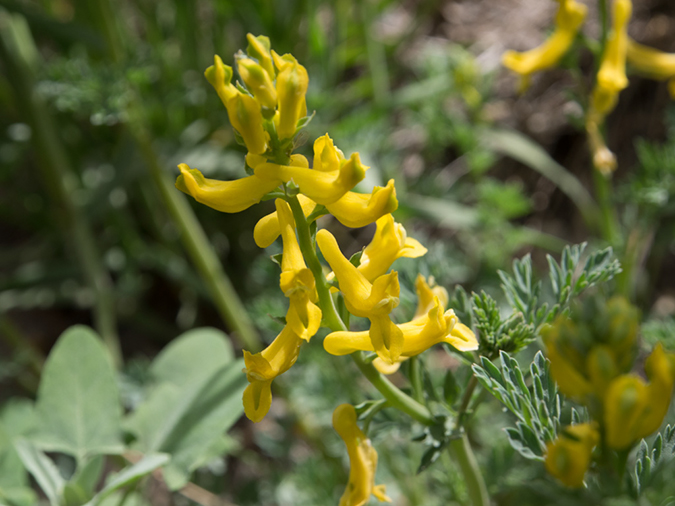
[2,0,675,504]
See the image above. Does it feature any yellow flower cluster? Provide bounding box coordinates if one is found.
[542,297,675,487]
[503,0,675,174]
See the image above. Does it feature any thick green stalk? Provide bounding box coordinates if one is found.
[0,13,122,366]
[449,435,490,506]
[287,196,437,426]
[127,105,261,351]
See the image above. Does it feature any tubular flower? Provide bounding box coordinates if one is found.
[204,55,268,155]
[357,215,427,282]
[333,404,391,506]
[316,229,403,363]
[242,326,303,422]
[246,33,275,80]
[325,296,478,358]
[502,0,587,92]
[236,57,277,109]
[627,39,675,98]
[545,423,599,488]
[175,163,279,213]
[252,180,398,249]
[272,51,309,140]
[255,137,367,205]
[276,199,322,341]
[604,344,675,449]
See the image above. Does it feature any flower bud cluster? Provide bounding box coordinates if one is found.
[542,297,675,487]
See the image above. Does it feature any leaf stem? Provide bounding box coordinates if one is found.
[449,435,490,506]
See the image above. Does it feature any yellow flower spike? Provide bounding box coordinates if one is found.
[276,199,322,341]
[357,215,428,282]
[502,0,587,91]
[237,57,277,109]
[175,163,279,213]
[326,180,399,229]
[544,423,599,488]
[627,39,675,98]
[225,91,268,155]
[204,55,238,106]
[324,297,478,358]
[246,33,275,79]
[242,325,304,422]
[333,404,391,506]
[589,0,632,120]
[272,50,309,141]
[414,275,449,319]
[254,152,368,205]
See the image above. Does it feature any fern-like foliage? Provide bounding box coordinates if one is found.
[472,351,561,461]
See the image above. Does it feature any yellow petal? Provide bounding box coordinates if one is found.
[246,33,275,79]
[286,295,322,342]
[204,55,237,105]
[273,51,309,140]
[313,134,345,173]
[544,336,593,401]
[372,357,405,375]
[242,380,272,423]
[604,374,649,449]
[326,179,399,228]
[225,92,268,155]
[544,423,599,487]
[276,199,306,277]
[369,314,404,364]
[636,344,675,439]
[237,57,277,109]
[175,163,278,213]
[253,195,316,248]
[627,39,675,81]
[448,322,479,352]
[414,275,449,319]
[255,154,367,205]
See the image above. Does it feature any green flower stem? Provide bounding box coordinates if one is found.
[0,15,122,366]
[449,435,490,506]
[409,356,425,404]
[127,103,261,352]
[287,195,437,426]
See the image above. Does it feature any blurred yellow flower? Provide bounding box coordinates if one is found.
[627,39,675,98]
[333,404,391,506]
[545,423,599,487]
[502,0,588,91]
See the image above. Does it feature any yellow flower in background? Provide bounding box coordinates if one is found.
[175,163,279,213]
[604,344,675,449]
[325,296,477,358]
[204,55,268,155]
[627,39,675,98]
[316,229,403,363]
[242,325,303,422]
[357,215,427,282]
[332,404,391,506]
[272,50,309,140]
[545,423,599,488]
[254,136,367,205]
[276,199,322,341]
[502,0,588,91]
[589,0,632,119]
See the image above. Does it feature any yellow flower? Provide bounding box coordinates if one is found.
[254,136,367,205]
[272,51,309,140]
[357,215,427,282]
[604,344,675,449]
[316,229,403,363]
[237,57,277,109]
[175,163,279,213]
[413,274,448,319]
[325,296,478,358]
[332,404,391,506]
[246,33,275,80]
[275,199,322,341]
[545,423,599,488]
[242,325,303,422]
[252,181,398,249]
[204,55,268,155]
[627,39,675,98]
[502,0,587,91]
